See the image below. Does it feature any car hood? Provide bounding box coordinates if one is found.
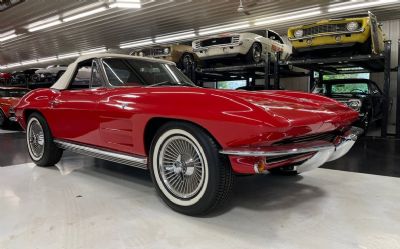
[220,89,358,130]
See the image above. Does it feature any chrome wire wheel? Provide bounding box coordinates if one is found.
[158,135,205,199]
[27,118,45,160]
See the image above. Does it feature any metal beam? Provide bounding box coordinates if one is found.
[381,40,392,137]
[264,53,271,89]
[274,52,280,90]
[396,39,400,138]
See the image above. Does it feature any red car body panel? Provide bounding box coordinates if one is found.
[14,85,358,174]
[0,87,28,118]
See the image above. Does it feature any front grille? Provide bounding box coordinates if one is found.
[303,23,349,36]
[200,36,234,47]
[273,131,338,146]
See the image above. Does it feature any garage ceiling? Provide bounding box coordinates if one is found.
[1,0,400,70]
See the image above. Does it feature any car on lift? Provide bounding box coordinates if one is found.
[312,78,384,132]
[0,72,12,84]
[130,44,197,70]
[0,87,30,127]
[192,30,292,65]
[14,53,361,215]
[11,68,42,85]
[288,12,385,57]
[33,65,68,83]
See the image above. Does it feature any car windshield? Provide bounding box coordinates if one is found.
[0,89,30,97]
[313,82,369,95]
[102,58,195,87]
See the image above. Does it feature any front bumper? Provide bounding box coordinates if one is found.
[194,43,250,60]
[221,127,363,174]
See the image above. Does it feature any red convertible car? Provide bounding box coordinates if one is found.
[0,87,30,127]
[14,53,360,215]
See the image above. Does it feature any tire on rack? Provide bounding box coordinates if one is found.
[178,53,195,70]
[245,42,263,64]
[26,112,63,166]
[0,110,8,127]
[149,121,235,216]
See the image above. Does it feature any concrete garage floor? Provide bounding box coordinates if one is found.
[1,129,400,249]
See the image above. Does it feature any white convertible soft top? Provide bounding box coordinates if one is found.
[51,53,174,90]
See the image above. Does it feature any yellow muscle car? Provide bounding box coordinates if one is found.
[288,12,385,56]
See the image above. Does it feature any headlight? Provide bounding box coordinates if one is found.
[346,22,359,32]
[164,48,170,54]
[346,99,362,112]
[294,29,304,38]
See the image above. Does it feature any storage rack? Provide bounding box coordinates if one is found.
[189,40,399,138]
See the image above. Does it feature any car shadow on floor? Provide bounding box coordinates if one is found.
[52,155,326,217]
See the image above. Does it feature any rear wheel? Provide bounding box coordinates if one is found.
[26,113,63,166]
[149,122,234,216]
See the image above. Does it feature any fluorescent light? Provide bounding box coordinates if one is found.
[81,47,108,55]
[63,7,108,22]
[28,20,62,32]
[27,15,60,29]
[328,0,398,12]
[199,22,250,36]
[155,30,196,43]
[255,8,322,26]
[0,30,18,42]
[109,3,141,8]
[21,60,38,65]
[120,39,153,48]
[58,52,80,59]
[7,63,22,68]
[37,57,58,63]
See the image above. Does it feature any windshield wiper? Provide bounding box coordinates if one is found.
[146,81,194,87]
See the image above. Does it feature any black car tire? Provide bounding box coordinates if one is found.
[179,53,195,70]
[26,113,63,166]
[246,42,263,64]
[149,121,235,216]
[0,110,8,127]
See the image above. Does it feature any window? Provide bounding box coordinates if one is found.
[217,80,246,90]
[102,59,141,87]
[331,83,369,94]
[267,31,284,44]
[69,60,93,90]
[91,60,103,88]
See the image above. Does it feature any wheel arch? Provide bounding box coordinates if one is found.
[143,117,222,156]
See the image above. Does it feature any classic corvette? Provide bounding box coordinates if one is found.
[14,53,360,215]
[0,86,30,127]
[34,65,68,83]
[130,44,197,69]
[288,12,385,56]
[193,30,291,64]
[313,79,383,132]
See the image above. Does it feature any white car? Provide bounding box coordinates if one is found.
[192,30,292,64]
[34,65,68,82]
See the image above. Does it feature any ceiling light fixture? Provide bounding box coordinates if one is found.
[199,21,250,36]
[58,52,81,59]
[109,0,141,9]
[254,8,322,26]
[81,47,108,55]
[6,63,22,68]
[120,38,153,48]
[21,60,38,65]
[328,0,398,12]
[27,16,62,32]
[0,30,18,42]
[37,57,58,63]
[63,6,108,22]
[155,30,196,43]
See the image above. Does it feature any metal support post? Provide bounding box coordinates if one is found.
[396,39,400,138]
[264,53,271,89]
[274,52,280,90]
[381,40,391,137]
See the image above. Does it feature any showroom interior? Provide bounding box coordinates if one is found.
[1,0,400,248]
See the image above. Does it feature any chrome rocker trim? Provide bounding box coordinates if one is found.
[54,140,148,169]
[220,127,363,173]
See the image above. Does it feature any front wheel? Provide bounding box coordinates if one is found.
[26,113,63,166]
[246,42,262,64]
[149,122,234,216]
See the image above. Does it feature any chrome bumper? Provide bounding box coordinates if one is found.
[221,127,363,173]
